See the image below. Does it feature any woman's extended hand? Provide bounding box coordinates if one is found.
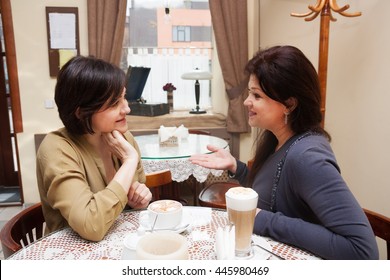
[127,181,152,209]
[189,144,237,173]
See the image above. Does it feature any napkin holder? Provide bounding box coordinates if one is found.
[125,66,169,117]
[215,225,235,260]
[160,136,179,146]
[158,125,188,146]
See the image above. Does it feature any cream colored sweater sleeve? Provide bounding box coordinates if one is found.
[36,129,145,241]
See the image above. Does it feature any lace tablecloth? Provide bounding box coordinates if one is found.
[8,207,320,260]
[142,159,224,182]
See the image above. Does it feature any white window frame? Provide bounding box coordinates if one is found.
[122,0,215,111]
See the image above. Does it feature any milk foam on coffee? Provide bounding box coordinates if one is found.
[149,200,181,213]
[225,187,258,211]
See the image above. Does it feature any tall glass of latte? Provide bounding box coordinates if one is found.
[225,186,258,258]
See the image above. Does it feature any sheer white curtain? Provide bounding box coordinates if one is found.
[127,48,211,110]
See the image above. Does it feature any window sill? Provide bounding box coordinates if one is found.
[126,110,226,130]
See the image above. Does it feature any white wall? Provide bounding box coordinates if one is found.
[11,0,88,202]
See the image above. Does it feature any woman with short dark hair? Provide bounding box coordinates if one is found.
[36,56,152,241]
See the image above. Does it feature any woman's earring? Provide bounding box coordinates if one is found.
[284,112,289,125]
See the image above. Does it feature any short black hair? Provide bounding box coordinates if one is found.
[54,56,126,135]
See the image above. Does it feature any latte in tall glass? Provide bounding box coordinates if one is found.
[225,186,258,258]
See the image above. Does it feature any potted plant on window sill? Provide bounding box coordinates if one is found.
[163,83,176,112]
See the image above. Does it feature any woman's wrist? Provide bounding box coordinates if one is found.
[227,158,238,177]
[121,156,138,166]
[115,159,138,192]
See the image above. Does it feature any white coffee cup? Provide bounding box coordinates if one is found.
[225,186,258,258]
[141,199,183,230]
[136,231,189,260]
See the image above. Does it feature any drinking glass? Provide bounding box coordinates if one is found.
[225,186,258,258]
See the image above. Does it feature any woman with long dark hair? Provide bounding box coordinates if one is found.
[190,46,378,259]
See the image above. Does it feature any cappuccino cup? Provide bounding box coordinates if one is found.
[225,186,258,258]
[136,232,189,260]
[140,200,183,230]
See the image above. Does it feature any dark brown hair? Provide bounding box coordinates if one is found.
[245,46,330,186]
[54,56,126,135]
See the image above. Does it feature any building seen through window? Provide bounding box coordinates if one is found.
[122,0,213,111]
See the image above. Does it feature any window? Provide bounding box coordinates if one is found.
[172,26,190,42]
[121,0,213,111]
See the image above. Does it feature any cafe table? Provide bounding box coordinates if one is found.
[7,207,320,260]
[134,134,228,183]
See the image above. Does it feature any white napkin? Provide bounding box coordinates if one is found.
[174,124,189,138]
[158,125,189,142]
[215,225,235,260]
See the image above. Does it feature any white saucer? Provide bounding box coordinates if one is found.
[139,211,191,234]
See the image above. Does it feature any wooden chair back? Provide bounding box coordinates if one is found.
[34,133,47,153]
[145,170,173,201]
[198,160,254,209]
[0,202,45,258]
[363,208,390,259]
[198,181,240,209]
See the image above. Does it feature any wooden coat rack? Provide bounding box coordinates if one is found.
[291,0,361,127]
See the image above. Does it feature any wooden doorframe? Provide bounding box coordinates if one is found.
[0,0,24,205]
[0,36,18,185]
[1,0,22,132]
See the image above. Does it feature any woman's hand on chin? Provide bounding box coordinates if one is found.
[102,130,138,163]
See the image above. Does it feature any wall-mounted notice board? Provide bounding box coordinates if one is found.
[46,7,80,77]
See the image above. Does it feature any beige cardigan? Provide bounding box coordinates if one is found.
[36,128,145,241]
